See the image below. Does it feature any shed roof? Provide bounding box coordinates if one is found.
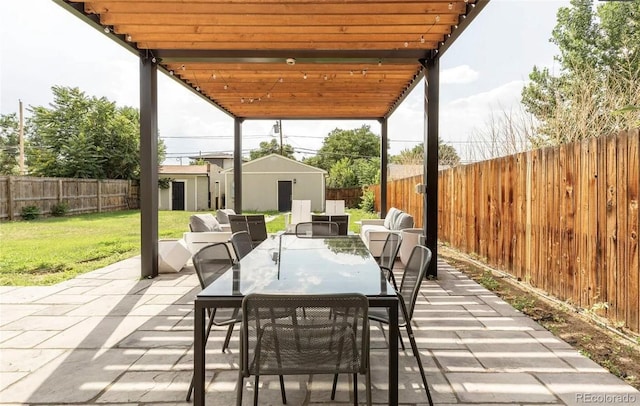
[159,165,209,175]
[222,153,327,174]
[56,0,487,120]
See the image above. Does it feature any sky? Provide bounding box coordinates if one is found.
[0,0,571,165]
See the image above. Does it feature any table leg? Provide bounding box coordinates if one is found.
[389,298,399,405]
[194,302,205,406]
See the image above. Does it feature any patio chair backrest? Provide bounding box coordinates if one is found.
[246,215,268,246]
[291,200,312,224]
[240,293,369,377]
[312,214,349,235]
[191,242,235,289]
[325,200,346,215]
[379,233,402,271]
[295,221,339,237]
[398,245,432,321]
[229,214,268,248]
[230,230,253,260]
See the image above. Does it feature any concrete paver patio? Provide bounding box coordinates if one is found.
[1,255,638,405]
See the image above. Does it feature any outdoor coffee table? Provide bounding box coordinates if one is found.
[193,233,400,405]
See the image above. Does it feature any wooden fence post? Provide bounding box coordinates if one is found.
[7,176,14,220]
[97,180,102,213]
[58,179,63,203]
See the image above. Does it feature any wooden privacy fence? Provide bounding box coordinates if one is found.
[325,187,363,208]
[370,178,424,228]
[0,176,139,220]
[373,129,639,334]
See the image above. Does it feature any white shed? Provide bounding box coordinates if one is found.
[222,154,327,212]
[158,165,210,211]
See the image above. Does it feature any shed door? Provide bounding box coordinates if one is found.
[171,181,185,211]
[277,180,292,212]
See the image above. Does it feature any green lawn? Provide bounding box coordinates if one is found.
[0,208,377,286]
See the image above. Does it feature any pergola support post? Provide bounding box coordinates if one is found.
[139,55,159,279]
[380,118,388,218]
[233,118,243,213]
[424,58,439,279]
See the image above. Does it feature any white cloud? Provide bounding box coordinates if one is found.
[440,80,527,160]
[441,65,480,84]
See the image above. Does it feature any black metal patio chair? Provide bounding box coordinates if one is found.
[237,293,371,406]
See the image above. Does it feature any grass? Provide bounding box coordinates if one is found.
[0,208,378,286]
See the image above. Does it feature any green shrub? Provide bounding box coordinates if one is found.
[51,202,69,217]
[20,205,41,220]
[359,189,375,212]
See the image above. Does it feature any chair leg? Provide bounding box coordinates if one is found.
[236,373,244,406]
[403,321,434,406]
[222,323,235,352]
[186,376,195,402]
[388,271,398,291]
[353,373,358,406]
[398,326,406,351]
[253,375,260,406]
[331,374,339,400]
[279,375,287,404]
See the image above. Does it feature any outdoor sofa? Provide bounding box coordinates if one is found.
[359,207,414,257]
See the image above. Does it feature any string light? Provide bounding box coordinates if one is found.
[420,35,425,44]
[180,65,185,70]
[212,73,216,80]
[323,74,328,80]
[126,34,132,41]
[103,26,110,33]
[303,73,307,79]
[448,2,453,10]
[196,86,200,91]
[404,42,409,47]
[224,84,228,90]
[169,70,174,76]
[435,15,440,23]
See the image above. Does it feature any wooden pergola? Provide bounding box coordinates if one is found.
[55,0,489,280]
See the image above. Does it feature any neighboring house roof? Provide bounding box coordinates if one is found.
[159,165,209,175]
[188,153,234,160]
[222,153,327,174]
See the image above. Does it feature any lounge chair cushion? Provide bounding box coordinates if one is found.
[216,209,236,224]
[190,214,223,232]
[383,207,401,230]
[393,212,414,230]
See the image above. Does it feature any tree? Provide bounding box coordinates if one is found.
[304,125,380,171]
[0,113,20,175]
[390,139,461,167]
[327,157,358,188]
[521,0,640,144]
[249,139,295,160]
[26,86,165,179]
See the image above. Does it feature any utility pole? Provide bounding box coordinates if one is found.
[18,100,25,175]
[274,119,283,155]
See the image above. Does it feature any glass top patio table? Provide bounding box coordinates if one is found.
[199,234,395,297]
[193,234,401,405]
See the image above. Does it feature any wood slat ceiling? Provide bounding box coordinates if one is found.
[65,0,478,119]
